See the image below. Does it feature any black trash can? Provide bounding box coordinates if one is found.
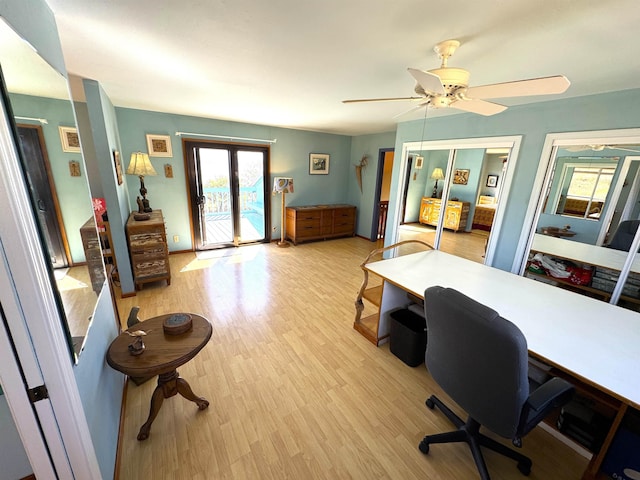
[389,308,427,367]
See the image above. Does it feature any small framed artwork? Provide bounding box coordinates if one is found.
[453,168,470,185]
[68,160,81,177]
[309,153,330,175]
[59,126,81,152]
[164,164,174,178]
[113,150,123,185]
[486,174,499,187]
[415,156,424,169]
[146,134,173,157]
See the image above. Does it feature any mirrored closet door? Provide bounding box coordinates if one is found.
[519,129,640,311]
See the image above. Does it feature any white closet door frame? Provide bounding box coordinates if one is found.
[0,89,101,479]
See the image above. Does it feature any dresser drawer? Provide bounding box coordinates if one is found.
[295,210,321,222]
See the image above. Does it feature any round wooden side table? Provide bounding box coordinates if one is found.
[106,313,212,440]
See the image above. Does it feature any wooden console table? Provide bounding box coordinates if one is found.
[106,313,212,440]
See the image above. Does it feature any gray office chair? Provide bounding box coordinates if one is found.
[419,286,574,480]
[606,220,640,251]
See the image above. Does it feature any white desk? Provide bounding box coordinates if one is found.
[363,249,640,479]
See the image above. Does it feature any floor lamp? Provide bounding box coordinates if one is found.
[273,177,294,247]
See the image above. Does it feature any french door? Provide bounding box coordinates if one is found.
[186,141,270,249]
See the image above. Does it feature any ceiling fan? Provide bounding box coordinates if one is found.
[563,144,640,153]
[343,40,571,116]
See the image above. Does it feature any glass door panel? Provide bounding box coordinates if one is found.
[199,147,234,248]
[237,150,266,242]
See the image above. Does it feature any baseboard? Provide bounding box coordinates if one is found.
[538,421,591,459]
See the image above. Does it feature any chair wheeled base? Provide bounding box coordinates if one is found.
[418,395,532,480]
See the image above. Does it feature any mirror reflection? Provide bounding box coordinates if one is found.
[0,19,104,358]
[397,141,512,265]
[524,133,640,311]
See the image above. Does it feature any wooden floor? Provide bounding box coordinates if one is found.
[397,223,489,264]
[114,237,588,479]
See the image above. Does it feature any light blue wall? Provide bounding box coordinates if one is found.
[73,290,122,480]
[115,107,353,249]
[84,81,135,294]
[347,132,396,237]
[10,93,94,263]
[392,89,640,271]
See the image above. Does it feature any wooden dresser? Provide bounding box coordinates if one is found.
[80,218,106,293]
[126,210,171,290]
[419,197,470,232]
[286,204,356,245]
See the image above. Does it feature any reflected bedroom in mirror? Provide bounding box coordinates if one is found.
[524,131,640,311]
[0,18,108,360]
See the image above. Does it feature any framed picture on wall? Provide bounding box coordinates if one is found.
[59,126,81,152]
[309,153,330,175]
[486,174,499,187]
[453,168,469,185]
[146,134,173,157]
[415,156,424,169]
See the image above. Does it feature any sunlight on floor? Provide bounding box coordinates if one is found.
[182,244,263,272]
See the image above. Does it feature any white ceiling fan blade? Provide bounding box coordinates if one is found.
[564,146,589,152]
[392,102,430,119]
[407,68,445,95]
[342,96,423,104]
[608,146,640,153]
[466,75,570,99]
[450,98,507,116]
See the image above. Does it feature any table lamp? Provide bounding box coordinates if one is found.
[273,177,294,247]
[431,167,444,198]
[127,152,157,213]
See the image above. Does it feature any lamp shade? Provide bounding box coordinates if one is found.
[431,168,445,180]
[273,177,294,194]
[126,152,157,176]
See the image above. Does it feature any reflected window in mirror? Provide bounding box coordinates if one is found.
[552,162,616,220]
[0,19,106,361]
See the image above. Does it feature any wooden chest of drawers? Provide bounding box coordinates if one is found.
[285,204,356,245]
[419,197,470,232]
[80,218,106,294]
[126,210,171,290]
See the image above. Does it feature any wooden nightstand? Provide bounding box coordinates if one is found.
[126,210,171,290]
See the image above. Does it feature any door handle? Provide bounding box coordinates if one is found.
[196,195,205,206]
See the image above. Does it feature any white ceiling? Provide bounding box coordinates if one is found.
[41,0,640,136]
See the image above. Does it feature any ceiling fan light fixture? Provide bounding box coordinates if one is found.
[434,39,461,66]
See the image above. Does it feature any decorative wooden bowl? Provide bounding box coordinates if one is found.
[163,313,193,335]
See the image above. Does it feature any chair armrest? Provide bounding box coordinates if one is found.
[517,377,574,438]
[528,377,574,412]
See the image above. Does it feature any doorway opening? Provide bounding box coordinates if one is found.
[370,148,394,242]
[185,140,270,250]
[17,124,69,268]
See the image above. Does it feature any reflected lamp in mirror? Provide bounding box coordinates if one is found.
[272,177,294,248]
[430,167,444,198]
[127,152,157,214]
